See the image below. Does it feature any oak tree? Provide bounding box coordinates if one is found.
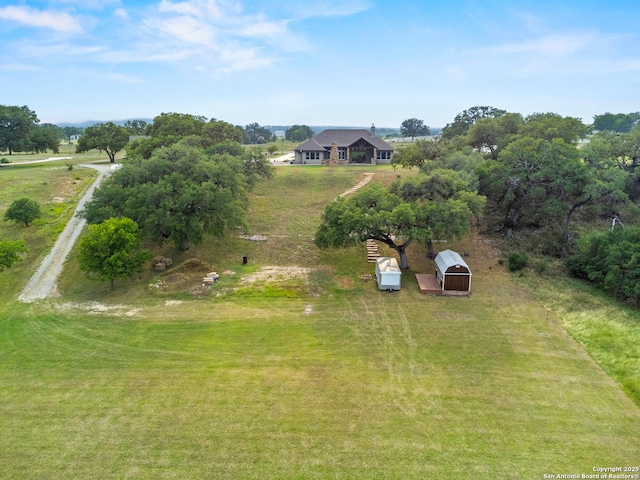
[76,122,129,162]
[77,217,150,290]
[4,198,41,227]
[400,118,430,141]
[0,238,28,272]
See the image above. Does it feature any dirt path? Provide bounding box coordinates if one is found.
[339,172,374,197]
[18,163,113,303]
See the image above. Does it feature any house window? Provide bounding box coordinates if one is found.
[338,148,346,159]
[377,151,391,160]
[306,152,320,160]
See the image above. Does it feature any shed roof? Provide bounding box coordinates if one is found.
[434,250,471,274]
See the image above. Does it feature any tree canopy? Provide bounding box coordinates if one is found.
[243,123,273,144]
[82,142,255,250]
[593,112,640,133]
[77,217,150,290]
[315,172,484,268]
[4,198,41,227]
[565,227,640,305]
[441,106,507,139]
[76,122,129,162]
[0,105,39,154]
[285,125,314,142]
[123,119,150,136]
[400,118,431,141]
[29,124,63,153]
[0,238,28,272]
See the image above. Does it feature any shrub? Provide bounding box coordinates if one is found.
[507,252,528,272]
[534,258,550,274]
[0,157,9,164]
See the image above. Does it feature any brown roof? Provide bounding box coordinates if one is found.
[295,129,394,152]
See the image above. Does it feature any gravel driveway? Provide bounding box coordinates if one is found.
[18,163,113,303]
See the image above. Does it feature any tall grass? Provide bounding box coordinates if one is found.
[516,269,640,406]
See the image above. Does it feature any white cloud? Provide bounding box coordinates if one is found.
[0,0,368,75]
[240,20,288,39]
[0,5,83,33]
[101,72,146,84]
[485,32,597,57]
[474,30,640,76]
[137,0,305,73]
[114,8,129,21]
[289,0,372,20]
[51,0,122,10]
[0,63,41,72]
[146,15,217,45]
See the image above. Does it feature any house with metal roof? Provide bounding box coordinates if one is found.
[293,124,394,165]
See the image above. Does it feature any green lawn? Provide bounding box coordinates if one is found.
[0,165,639,479]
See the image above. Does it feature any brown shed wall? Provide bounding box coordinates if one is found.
[443,275,470,291]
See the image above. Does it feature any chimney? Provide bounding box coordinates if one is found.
[371,123,376,137]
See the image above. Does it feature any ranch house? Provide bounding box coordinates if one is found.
[293,125,394,165]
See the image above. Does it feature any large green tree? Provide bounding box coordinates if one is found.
[77,217,150,290]
[0,105,39,154]
[0,238,28,272]
[285,125,314,142]
[201,120,243,146]
[83,143,249,250]
[123,119,150,136]
[315,176,483,268]
[391,137,450,170]
[4,198,41,227]
[76,122,129,162]
[149,113,206,139]
[442,106,506,139]
[400,118,430,141]
[593,112,640,133]
[128,113,209,159]
[243,123,272,144]
[29,123,63,153]
[520,112,588,144]
[62,126,82,144]
[478,137,597,249]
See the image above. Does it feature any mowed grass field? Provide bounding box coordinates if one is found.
[1,165,639,479]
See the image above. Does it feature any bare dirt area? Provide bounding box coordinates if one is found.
[239,266,311,285]
[54,301,143,317]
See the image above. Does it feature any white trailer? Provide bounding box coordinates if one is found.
[375,257,401,291]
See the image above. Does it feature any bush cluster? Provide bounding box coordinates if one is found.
[507,252,529,272]
[564,227,640,305]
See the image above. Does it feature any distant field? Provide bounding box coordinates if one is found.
[1,165,639,478]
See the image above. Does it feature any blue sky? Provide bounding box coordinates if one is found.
[1,0,639,128]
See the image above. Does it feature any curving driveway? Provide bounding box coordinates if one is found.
[18,163,113,303]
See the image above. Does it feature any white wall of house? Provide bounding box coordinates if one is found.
[376,151,394,164]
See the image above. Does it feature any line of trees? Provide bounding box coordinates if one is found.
[0,105,65,154]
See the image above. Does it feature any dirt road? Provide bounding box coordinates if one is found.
[18,163,113,303]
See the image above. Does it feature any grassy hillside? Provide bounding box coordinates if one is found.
[0,165,639,478]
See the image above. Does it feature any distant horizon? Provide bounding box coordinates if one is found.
[53,118,419,131]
